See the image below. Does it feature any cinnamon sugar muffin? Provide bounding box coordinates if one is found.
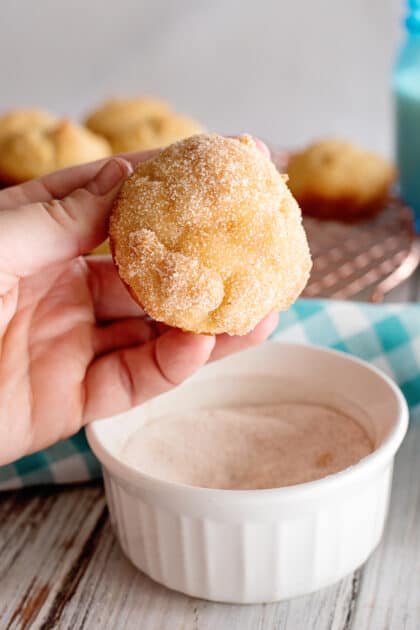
[287,139,396,221]
[0,119,111,184]
[110,134,311,335]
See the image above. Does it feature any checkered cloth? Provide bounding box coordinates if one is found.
[1,299,419,490]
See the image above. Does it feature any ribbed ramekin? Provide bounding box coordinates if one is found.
[86,342,408,603]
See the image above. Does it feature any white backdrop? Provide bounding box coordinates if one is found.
[0,0,404,156]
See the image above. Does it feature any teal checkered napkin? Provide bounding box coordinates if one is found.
[1,299,419,490]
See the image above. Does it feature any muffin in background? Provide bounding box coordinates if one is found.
[0,119,111,184]
[287,138,396,222]
[109,112,204,153]
[90,240,111,255]
[84,97,171,139]
[85,96,204,153]
[0,108,57,142]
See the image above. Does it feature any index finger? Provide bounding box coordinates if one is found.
[0,148,160,211]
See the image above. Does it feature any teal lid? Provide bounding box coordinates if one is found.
[406,0,420,33]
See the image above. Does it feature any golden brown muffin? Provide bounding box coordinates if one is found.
[84,97,171,139]
[287,139,396,221]
[110,134,311,335]
[0,119,111,184]
[109,112,204,153]
[85,96,204,153]
[0,108,57,142]
[91,240,111,255]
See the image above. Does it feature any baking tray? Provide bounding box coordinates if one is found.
[271,150,420,302]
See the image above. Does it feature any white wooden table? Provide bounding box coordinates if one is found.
[0,279,419,630]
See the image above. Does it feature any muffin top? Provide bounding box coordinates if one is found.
[0,108,57,142]
[0,119,111,183]
[85,96,204,153]
[109,112,204,153]
[84,97,172,139]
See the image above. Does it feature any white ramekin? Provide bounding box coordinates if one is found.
[86,342,408,603]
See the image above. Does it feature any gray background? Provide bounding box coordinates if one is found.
[0,0,404,155]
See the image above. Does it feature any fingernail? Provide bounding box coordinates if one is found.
[88,158,133,196]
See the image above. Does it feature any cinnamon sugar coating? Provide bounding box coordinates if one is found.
[110,134,311,335]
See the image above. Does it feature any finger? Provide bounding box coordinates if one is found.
[0,149,159,211]
[211,312,279,362]
[84,329,215,421]
[228,135,271,159]
[252,137,271,159]
[0,158,131,278]
[86,256,145,320]
[93,318,157,356]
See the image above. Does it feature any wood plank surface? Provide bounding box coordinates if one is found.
[0,279,419,629]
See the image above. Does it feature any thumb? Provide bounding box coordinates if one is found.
[0,157,132,278]
[84,330,216,422]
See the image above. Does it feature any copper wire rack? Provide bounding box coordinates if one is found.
[271,150,420,302]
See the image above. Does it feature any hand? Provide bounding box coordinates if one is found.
[0,149,278,466]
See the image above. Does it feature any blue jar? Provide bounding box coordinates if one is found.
[394,0,420,229]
